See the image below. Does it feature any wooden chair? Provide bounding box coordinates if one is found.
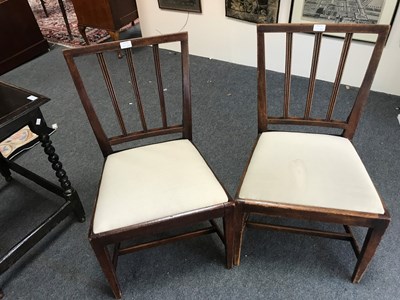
[63,32,234,298]
[234,23,390,283]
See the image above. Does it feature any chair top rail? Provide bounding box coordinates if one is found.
[63,32,189,59]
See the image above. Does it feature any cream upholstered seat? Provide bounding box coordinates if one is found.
[233,23,390,284]
[94,139,228,234]
[239,132,384,214]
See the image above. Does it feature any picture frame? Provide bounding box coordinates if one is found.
[290,0,399,42]
[158,0,202,13]
[225,0,280,23]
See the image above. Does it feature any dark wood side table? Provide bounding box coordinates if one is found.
[0,81,85,297]
[70,0,139,44]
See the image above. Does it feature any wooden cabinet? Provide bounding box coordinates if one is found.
[0,0,49,75]
[70,0,139,44]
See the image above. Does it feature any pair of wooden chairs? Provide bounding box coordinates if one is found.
[64,24,390,298]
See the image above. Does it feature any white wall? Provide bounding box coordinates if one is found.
[137,0,400,96]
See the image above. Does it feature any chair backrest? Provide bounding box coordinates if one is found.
[257,23,389,139]
[63,32,191,157]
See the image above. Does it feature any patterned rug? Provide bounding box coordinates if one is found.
[29,0,127,47]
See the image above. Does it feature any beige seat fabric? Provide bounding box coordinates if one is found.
[239,132,384,214]
[93,139,228,234]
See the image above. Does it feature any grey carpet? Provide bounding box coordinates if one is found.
[0,33,399,299]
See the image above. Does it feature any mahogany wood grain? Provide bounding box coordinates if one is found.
[125,49,148,131]
[283,32,292,118]
[326,33,353,121]
[304,32,322,119]
[153,45,168,128]
[96,52,128,135]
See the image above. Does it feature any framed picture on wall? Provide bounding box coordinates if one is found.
[226,0,280,23]
[158,0,202,13]
[290,0,399,42]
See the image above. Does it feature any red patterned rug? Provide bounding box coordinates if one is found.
[29,0,131,47]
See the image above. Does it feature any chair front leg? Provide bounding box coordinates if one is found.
[351,221,389,283]
[233,202,247,266]
[223,203,235,269]
[90,240,122,299]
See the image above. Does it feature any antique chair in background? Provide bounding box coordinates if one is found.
[63,32,234,298]
[234,23,390,283]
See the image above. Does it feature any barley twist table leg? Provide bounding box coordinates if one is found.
[39,133,85,222]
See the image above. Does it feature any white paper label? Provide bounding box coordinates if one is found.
[36,118,41,125]
[313,24,326,32]
[27,95,38,101]
[120,41,132,49]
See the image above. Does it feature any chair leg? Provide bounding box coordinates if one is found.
[106,30,123,59]
[223,204,235,269]
[233,203,246,266]
[351,222,389,283]
[90,241,122,299]
[78,25,90,45]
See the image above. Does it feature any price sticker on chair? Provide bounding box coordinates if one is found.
[313,24,326,32]
[27,95,38,101]
[120,41,132,49]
